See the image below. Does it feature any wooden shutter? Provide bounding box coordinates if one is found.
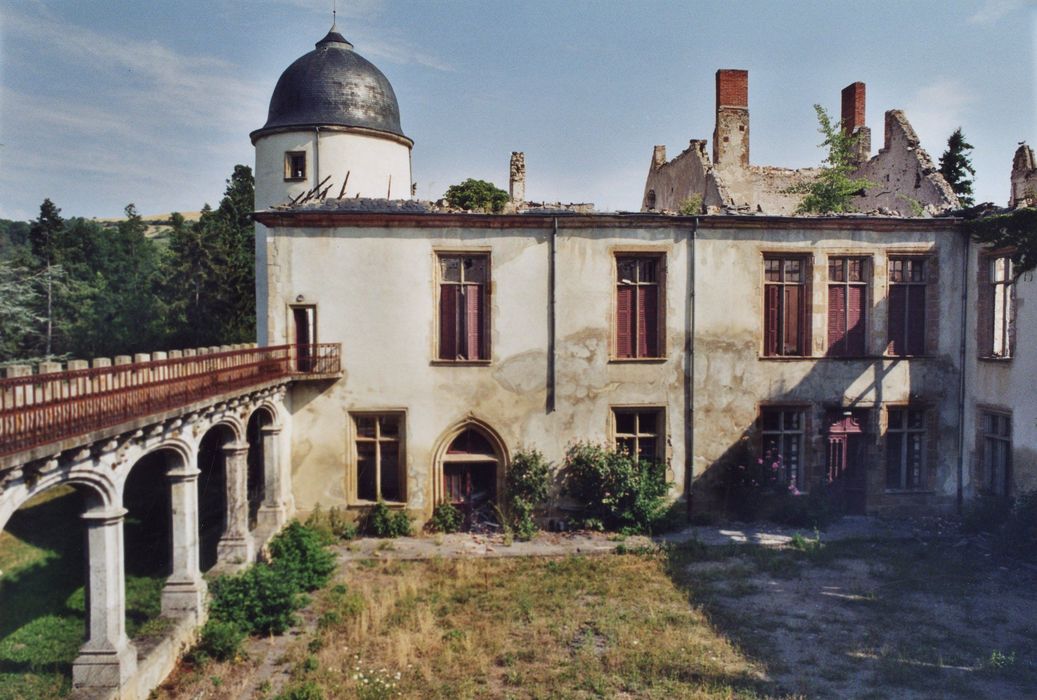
[764,284,780,356]
[827,285,846,356]
[907,285,926,355]
[439,284,457,359]
[846,285,865,355]
[638,285,659,357]
[464,283,483,360]
[887,285,905,355]
[616,285,634,358]
[783,285,801,355]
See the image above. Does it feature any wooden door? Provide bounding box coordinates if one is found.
[826,412,867,514]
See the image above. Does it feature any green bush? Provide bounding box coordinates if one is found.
[426,502,463,533]
[366,500,412,538]
[208,563,302,635]
[999,490,1037,560]
[275,680,325,700]
[269,521,337,592]
[305,504,359,542]
[562,442,670,534]
[963,490,1011,534]
[504,449,552,540]
[443,178,509,213]
[195,620,246,661]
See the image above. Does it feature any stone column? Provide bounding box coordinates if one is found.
[217,441,255,566]
[72,506,137,691]
[161,465,207,620]
[256,425,288,531]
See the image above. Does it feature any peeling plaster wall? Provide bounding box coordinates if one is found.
[965,253,1037,495]
[642,141,728,213]
[853,111,959,216]
[692,222,965,513]
[269,223,690,521]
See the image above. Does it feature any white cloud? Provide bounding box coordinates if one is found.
[968,0,1027,25]
[902,78,975,157]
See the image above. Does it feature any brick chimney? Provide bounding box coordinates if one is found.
[713,69,749,168]
[840,81,871,163]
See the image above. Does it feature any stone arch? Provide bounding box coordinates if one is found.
[431,417,509,529]
[196,423,239,570]
[245,405,278,530]
[207,413,246,445]
[0,469,115,536]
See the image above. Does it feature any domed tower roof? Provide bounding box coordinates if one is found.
[250,29,409,142]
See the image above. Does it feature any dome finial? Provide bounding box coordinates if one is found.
[331,0,337,31]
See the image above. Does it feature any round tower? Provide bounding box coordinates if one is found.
[251,27,413,209]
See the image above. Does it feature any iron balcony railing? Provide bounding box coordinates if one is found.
[0,343,340,458]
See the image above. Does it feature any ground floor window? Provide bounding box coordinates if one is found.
[981,411,1012,496]
[886,408,925,490]
[353,413,404,502]
[760,407,804,487]
[612,408,664,461]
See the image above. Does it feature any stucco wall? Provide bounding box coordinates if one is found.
[268,222,691,519]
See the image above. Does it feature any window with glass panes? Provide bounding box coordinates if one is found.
[438,254,489,361]
[353,413,404,502]
[981,411,1012,496]
[980,256,1014,358]
[613,409,663,461]
[887,257,927,356]
[886,408,925,489]
[615,256,662,358]
[764,256,810,356]
[827,257,868,356]
[760,407,804,486]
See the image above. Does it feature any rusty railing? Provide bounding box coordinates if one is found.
[0,343,340,458]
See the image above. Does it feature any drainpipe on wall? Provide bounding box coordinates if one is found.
[547,218,557,413]
[314,127,321,186]
[956,229,970,514]
[685,217,698,517]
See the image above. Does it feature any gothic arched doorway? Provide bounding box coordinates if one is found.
[435,424,507,531]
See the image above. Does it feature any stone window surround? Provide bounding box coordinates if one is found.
[432,249,492,365]
[348,410,407,505]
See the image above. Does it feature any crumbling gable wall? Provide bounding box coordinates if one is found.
[1010,144,1037,208]
[642,141,729,213]
[853,110,959,216]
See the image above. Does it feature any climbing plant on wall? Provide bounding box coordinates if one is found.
[964,207,1037,275]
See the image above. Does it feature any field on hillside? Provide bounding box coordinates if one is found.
[157,536,1037,699]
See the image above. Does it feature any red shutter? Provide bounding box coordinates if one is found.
[638,286,659,357]
[907,285,926,355]
[784,285,801,355]
[616,285,634,358]
[846,285,865,355]
[465,283,483,360]
[888,285,905,355]
[439,284,457,359]
[764,284,779,356]
[827,285,846,356]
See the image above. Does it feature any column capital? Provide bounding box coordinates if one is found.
[167,466,201,481]
[260,425,283,436]
[223,441,250,455]
[81,506,128,524]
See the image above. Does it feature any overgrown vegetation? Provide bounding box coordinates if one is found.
[562,442,670,534]
[365,501,412,538]
[425,502,463,534]
[0,165,256,364]
[502,448,552,540]
[443,178,510,213]
[196,521,335,662]
[304,504,359,543]
[964,489,1037,561]
[939,127,976,207]
[789,104,875,214]
[677,194,703,215]
[964,206,1037,275]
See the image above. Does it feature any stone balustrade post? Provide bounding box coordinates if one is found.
[72,506,137,690]
[161,465,207,620]
[39,361,63,401]
[2,365,31,409]
[66,360,88,397]
[256,425,289,530]
[91,358,111,393]
[217,441,255,566]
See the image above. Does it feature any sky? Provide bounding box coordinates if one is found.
[0,0,1034,220]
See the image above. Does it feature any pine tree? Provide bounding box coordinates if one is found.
[939,127,976,208]
[28,199,65,356]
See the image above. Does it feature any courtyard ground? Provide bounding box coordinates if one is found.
[154,523,1037,700]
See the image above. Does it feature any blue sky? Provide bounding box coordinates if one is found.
[1,0,1034,220]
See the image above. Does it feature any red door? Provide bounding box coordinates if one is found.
[826,411,867,514]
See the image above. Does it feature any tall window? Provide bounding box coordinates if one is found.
[615,256,662,358]
[760,407,804,486]
[887,257,927,356]
[438,254,489,361]
[353,413,404,502]
[613,408,663,461]
[981,411,1012,496]
[764,256,809,356]
[886,408,925,490]
[827,257,868,356]
[979,256,1014,358]
[284,151,306,181]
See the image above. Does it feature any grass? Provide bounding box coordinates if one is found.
[0,487,166,700]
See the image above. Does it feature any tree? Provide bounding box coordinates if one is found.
[28,199,64,355]
[0,259,40,360]
[939,127,976,208]
[443,178,509,213]
[791,105,875,214]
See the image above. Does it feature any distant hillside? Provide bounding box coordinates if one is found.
[93,211,204,241]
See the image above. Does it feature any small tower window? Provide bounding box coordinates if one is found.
[285,151,306,181]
